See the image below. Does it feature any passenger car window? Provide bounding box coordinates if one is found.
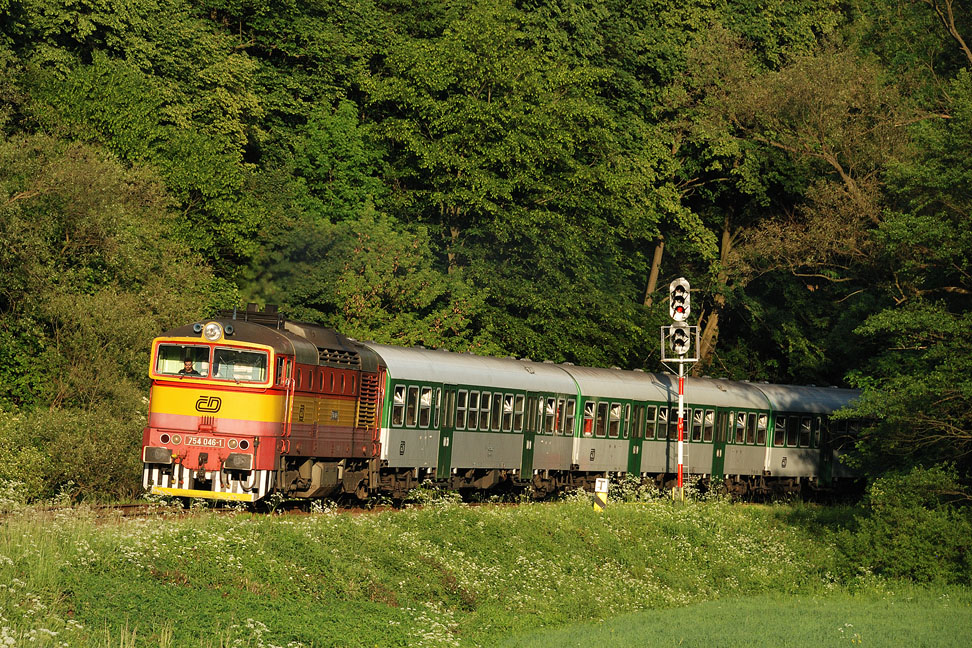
[480,391,492,430]
[799,417,812,447]
[545,397,557,434]
[774,417,786,447]
[608,403,621,438]
[657,407,669,440]
[786,416,799,447]
[419,387,432,428]
[503,394,514,432]
[595,402,609,438]
[564,400,576,436]
[468,391,480,431]
[456,390,468,429]
[393,386,406,427]
[513,395,525,432]
[746,413,757,444]
[735,412,747,444]
[490,392,502,431]
[703,410,714,442]
[691,409,703,442]
[406,386,419,427]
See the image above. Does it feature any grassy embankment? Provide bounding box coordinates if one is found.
[1,496,969,647]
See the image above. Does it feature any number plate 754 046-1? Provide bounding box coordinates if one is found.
[186,437,224,448]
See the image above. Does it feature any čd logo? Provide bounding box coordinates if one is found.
[195,396,222,413]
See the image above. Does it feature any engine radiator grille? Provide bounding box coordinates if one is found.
[356,372,380,432]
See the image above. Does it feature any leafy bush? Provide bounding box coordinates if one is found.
[0,406,143,503]
[847,466,972,583]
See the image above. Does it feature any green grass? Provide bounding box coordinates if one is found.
[502,588,972,647]
[0,498,968,647]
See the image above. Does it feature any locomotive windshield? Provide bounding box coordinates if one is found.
[156,344,210,376]
[212,347,268,383]
[154,343,268,382]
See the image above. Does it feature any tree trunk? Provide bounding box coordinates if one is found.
[643,236,665,307]
[695,214,732,372]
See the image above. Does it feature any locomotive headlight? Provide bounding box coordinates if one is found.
[203,322,223,341]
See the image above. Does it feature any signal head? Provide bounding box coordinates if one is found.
[669,278,691,322]
[670,324,691,356]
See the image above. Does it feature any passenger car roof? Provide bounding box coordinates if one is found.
[363,344,579,394]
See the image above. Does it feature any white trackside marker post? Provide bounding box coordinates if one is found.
[594,477,609,512]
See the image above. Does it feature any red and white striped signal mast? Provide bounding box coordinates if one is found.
[661,278,698,500]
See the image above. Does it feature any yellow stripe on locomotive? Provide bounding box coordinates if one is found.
[150,383,286,424]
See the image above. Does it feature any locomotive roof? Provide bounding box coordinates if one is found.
[752,383,859,414]
[362,344,579,394]
[160,319,320,364]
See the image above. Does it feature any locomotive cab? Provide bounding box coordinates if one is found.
[141,318,299,502]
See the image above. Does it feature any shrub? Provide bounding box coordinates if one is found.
[0,406,143,502]
[849,466,972,583]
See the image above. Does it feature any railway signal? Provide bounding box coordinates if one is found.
[670,324,691,356]
[669,278,690,322]
[660,277,697,500]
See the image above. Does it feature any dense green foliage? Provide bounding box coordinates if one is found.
[1,0,972,500]
[0,495,969,646]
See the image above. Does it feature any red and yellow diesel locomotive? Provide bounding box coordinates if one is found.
[142,305,385,502]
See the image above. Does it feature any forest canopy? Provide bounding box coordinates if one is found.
[1,0,970,498]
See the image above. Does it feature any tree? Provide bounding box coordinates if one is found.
[255,209,496,352]
[0,135,230,411]
[845,69,972,472]
[6,0,270,268]
[670,29,910,382]
[295,98,388,222]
